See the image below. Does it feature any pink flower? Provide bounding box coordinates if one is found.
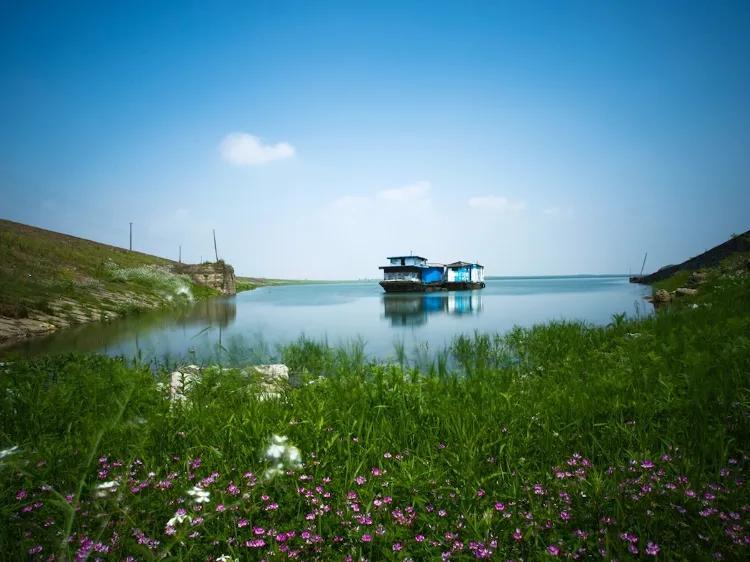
[646,542,660,556]
[393,542,403,552]
[355,476,366,486]
[547,545,560,556]
[513,528,523,541]
[361,534,372,543]
[494,502,506,511]
[415,534,425,542]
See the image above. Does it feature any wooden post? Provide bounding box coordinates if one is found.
[179,245,182,264]
[129,222,132,251]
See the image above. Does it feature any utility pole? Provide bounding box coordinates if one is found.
[179,245,182,264]
[639,252,648,276]
[213,229,219,262]
[129,222,133,251]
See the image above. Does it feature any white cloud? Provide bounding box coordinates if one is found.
[468,195,526,213]
[376,180,431,203]
[219,132,295,166]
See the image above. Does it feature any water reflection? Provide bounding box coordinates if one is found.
[4,297,237,357]
[381,292,483,326]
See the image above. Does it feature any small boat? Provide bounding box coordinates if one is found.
[378,255,485,292]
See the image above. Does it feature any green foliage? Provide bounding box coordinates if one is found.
[0,274,749,559]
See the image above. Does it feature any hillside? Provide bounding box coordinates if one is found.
[631,229,750,285]
[0,219,227,344]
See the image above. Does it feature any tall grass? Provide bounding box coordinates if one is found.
[1,274,749,559]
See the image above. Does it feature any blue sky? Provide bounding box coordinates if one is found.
[1,1,749,278]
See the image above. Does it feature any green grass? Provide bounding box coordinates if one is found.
[1,273,749,559]
[0,219,218,322]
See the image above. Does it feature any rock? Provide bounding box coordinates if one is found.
[652,289,672,303]
[251,364,289,401]
[687,271,707,287]
[675,287,698,297]
[174,261,237,295]
[167,363,289,401]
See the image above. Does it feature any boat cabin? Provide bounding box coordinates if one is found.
[445,261,485,284]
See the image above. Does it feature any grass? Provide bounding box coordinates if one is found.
[0,219,229,338]
[1,272,749,560]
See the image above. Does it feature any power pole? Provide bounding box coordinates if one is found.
[129,222,133,251]
[213,229,219,262]
[179,245,182,264]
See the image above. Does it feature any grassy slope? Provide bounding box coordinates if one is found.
[0,219,197,317]
[1,269,749,559]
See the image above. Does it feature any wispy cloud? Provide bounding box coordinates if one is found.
[376,180,431,203]
[219,132,295,166]
[467,195,526,213]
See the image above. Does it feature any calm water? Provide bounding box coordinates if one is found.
[2,276,651,363]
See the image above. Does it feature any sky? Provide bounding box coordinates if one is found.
[1,1,749,279]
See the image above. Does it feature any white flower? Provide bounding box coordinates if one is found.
[167,511,193,527]
[285,446,302,467]
[263,462,285,481]
[0,445,19,461]
[265,443,285,460]
[95,480,119,498]
[217,556,238,562]
[262,434,303,479]
[187,486,210,504]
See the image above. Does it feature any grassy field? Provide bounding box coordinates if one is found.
[1,264,748,559]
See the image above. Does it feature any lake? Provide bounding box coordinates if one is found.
[2,276,652,364]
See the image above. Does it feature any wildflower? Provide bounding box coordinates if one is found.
[560,510,571,521]
[95,480,119,498]
[513,528,523,541]
[16,489,27,500]
[393,542,403,552]
[167,508,192,527]
[361,534,372,543]
[641,459,655,470]
[355,475,367,486]
[187,486,210,504]
[547,545,560,556]
[237,518,249,528]
[217,556,238,562]
[28,545,43,555]
[415,534,425,542]
[494,502,506,511]
[646,542,660,556]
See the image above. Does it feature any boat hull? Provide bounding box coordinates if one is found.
[379,281,446,293]
[442,281,485,291]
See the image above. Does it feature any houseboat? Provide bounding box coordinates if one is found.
[443,261,485,290]
[378,256,446,293]
[378,255,485,292]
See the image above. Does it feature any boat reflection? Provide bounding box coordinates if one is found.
[381,292,483,326]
